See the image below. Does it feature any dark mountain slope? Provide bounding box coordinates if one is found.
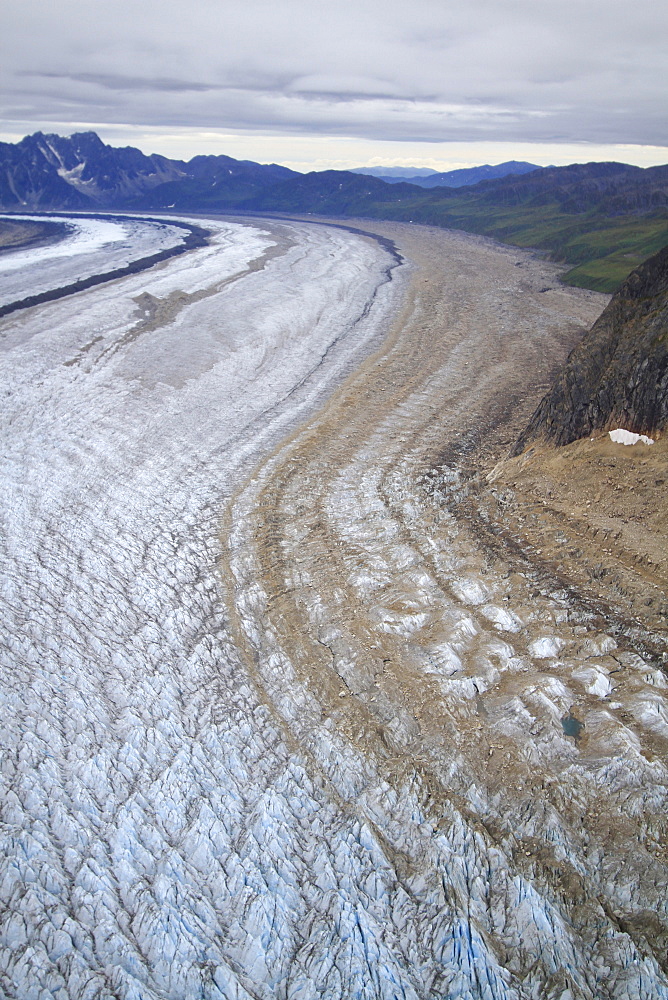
[247,169,418,215]
[240,160,668,291]
[0,134,93,210]
[459,161,668,215]
[249,160,667,222]
[36,131,185,204]
[129,155,298,210]
[0,131,186,209]
[513,244,668,452]
[0,132,299,212]
[352,166,438,178]
[186,154,295,186]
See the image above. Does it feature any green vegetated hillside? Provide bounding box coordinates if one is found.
[381,192,668,293]
[247,162,668,293]
[408,198,668,294]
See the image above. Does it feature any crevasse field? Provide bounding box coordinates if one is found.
[1,214,666,1000]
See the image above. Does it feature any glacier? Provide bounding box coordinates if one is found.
[0,213,666,999]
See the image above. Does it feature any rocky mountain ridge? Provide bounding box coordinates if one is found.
[6,130,666,219]
[514,244,668,452]
[0,131,298,211]
[0,131,184,209]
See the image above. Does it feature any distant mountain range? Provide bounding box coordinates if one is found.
[0,132,537,210]
[352,166,439,178]
[0,131,298,213]
[1,131,667,292]
[351,161,540,187]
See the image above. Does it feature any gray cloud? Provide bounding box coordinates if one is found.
[1,0,666,149]
[25,72,225,93]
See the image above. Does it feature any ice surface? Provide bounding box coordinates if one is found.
[0,216,421,999]
[0,214,129,271]
[528,636,564,659]
[1,215,666,999]
[0,213,192,309]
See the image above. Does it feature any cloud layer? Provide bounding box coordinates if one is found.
[2,0,666,149]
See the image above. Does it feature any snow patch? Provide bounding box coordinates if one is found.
[609,428,654,446]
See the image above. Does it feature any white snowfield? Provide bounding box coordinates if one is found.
[609,428,654,446]
[1,215,666,1000]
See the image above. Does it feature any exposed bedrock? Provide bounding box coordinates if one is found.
[514,244,668,452]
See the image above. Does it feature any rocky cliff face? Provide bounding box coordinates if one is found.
[0,131,186,209]
[513,244,668,452]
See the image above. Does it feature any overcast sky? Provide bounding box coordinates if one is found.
[1,0,666,170]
